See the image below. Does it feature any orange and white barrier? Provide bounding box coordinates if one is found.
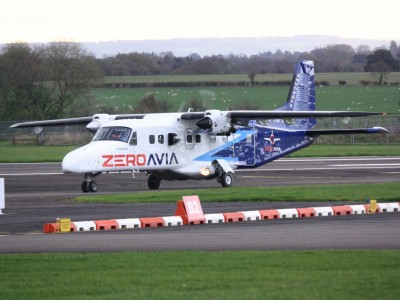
[162,216,183,227]
[313,206,334,217]
[43,197,400,234]
[277,208,298,219]
[240,210,261,221]
[348,205,366,215]
[378,203,399,213]
[115,218,141,229]
[297,207,316,218]
[205,213,225,224]
[332,205,352,216]
[72,221,96,232]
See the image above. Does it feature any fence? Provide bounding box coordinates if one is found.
[1,114,399,145]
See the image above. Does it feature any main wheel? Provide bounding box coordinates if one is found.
[89,181,98,193]
[148,174,161,190]
[220,172,234,188]
[81,181,90,193]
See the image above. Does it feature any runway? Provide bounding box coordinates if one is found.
[0,157,399,253]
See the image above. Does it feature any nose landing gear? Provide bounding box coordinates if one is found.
[81,172,101,193]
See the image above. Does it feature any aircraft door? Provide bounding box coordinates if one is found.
[185,129,194,150]
[234,128,256,166]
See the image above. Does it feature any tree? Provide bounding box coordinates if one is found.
[364,49,400,85]
[0,42,102,120]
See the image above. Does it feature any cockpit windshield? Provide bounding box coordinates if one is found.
[93,126,132,143]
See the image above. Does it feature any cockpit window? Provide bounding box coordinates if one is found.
[93,126,132,143]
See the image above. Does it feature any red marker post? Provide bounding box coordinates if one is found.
[174,195,206,225]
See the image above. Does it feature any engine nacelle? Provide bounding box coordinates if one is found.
[86,114,114,133]
[196,110,233,135]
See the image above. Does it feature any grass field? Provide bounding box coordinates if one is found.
[75,183,399,204]
[91,85,400,113]
[1,251,399,299]
[104,72,400,86]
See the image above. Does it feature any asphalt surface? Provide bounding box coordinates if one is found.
[0,157,399,253]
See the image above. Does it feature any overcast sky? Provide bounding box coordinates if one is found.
[1,0,399,43]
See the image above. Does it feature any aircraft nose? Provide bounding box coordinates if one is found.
[62,149,86,173]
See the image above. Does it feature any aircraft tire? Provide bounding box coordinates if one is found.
[220,172,233,188]
[148,174,161,190]
[81,182,90,193]
[89,181,98,193]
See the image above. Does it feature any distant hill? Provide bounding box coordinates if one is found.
[83,35,393,57]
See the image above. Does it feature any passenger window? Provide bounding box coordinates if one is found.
[130,131,137,146]
[149,135,155,144]
[158,135,164,144]
[222,135,228,143]
[196,135,201,143]
[186,133,193,143]
[210,135,216,143]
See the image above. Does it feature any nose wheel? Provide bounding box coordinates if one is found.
[81,173,101,193]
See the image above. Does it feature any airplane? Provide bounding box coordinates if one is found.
[11,61,388,193]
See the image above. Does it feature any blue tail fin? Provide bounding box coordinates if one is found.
[271,60,316,130]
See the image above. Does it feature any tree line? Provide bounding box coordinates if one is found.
[0,41,399,121]
[97,41,400,76]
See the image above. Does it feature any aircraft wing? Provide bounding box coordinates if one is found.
[10,114,145,129]
[227,110,384,121]
[180,110,384,121]
[10,117,94,128]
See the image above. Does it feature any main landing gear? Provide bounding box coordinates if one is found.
[81,172,101,193]
[212,159,234,188]
[218,171,234,187]
[147,174,161,190]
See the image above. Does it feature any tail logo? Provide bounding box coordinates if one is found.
[264,131,281,145]
[264,131,282,153]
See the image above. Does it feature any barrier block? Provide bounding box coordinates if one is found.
[140,217,164,228]
[162,216,183,226]
[241,210,261,221]
[313,206,334,217]
[205,213,225,224]
[43,223,58,233]
[378,203,400,213]
[115,218,141,229]
[94,219,118,230]
[223,212,244,222]
[297,207,316,218]
[72,221,96,232]
[259,209,279,220]
[277,208,298,219]
[348,205,366,215]
[332,205,352,216]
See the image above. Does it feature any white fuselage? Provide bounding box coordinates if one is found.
[62,113,237,180]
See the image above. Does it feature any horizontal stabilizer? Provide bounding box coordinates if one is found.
[306,127,389,137]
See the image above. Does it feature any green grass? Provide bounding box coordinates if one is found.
[290,144,400,157]
[0,143,76,163]
[75,183,400,204]
[0,251,399,299]
[104,72,400,86]
[91,85,400,113]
